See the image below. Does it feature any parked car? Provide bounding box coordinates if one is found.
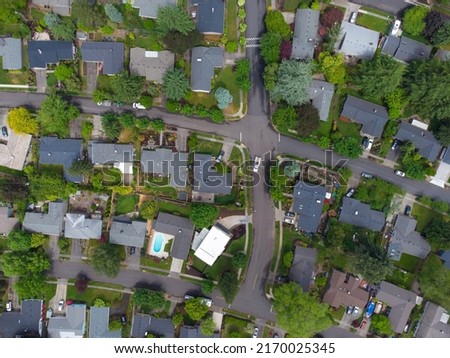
[120,314,127,325]
[365,301,375,317]
[276,275,289,283]
[58,299,65,311]
[352,306,359,315]
[253,156,262,172]
[361,172,374,179]
[6,300,12,312]
[347,306,354,315]
[350,12,357,23]
[283,217,294,224]
[1,126,8,137]
[361,136,369,148]
[366,138,374,151]
[252,326,259,338]
[215,150,225,163]
[285,212,295,218]
[132,102,146,109]
[391,20,401,36]
[129,246,136,255]
[394,169,406,177]
[391,139,399,150]
[404,205,412,216]
[184,294,213,307]
[97,100,112,107]
[374,302,383,314]
[346,188,355,197]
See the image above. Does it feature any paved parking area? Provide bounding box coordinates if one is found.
[69,118,83,138]
[35,69,47,93]
[125,247,140,270]
[92,115,104,138]
[49,279,68,314]
[349,0,410,16]
[86,62,98,94]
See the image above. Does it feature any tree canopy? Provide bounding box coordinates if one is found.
[0,175,28,202]
[260,32,282,64]
[200,317,216,336]
[111,72,144,103]
[235,59,251,92]
[333,137,362,159]
[189,204,219,228]
[7,230,32,251]
[218,271,239,304]
[38,93,80,137]
[403,5,429,36]
[104,4,123,23]
[71,0,106,30]
[424,11,448,41]
[431,21,450,45]
[418,255,450,309]
[28,170,76,201]
[437,122,450,145]
[263,63,278,91]
[163,30,203,55]
[101,112,122,140]
[215,87,233,109]
[162,69,190,101]
[370,314,394,337]
[296,102,320,136]
[232,252,247,268]
[384,89,408,120]
[15,273,47,300]
[54,63,74,81]
[265,10,291,39]
[2,251,51,277]
[350,253,393,283]
[133,289,166,310]
[318,52,346,85]
[7,107,39,135]
[185,298,209,321]
[91,243,122,278]
[424,217,450,250]
[156,5,195,36]
[320,7,344,28]
[272,106,297,133]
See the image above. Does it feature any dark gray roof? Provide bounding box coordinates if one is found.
[292,182,326,233]
[341,95,388,138]
[435,49,450,62]
[190,47,223,92]
[129,48,175,82]
[23,201,67,236]
[109,219,147,248]
[192,0,225,34]
[395,121,442,162]
[193,153,232,195]
[288,246,317,292]
[415,302,450,338]
[336,22,379,59]
[28,41,73,69]
[88,142,134,165]
[442,148,450,165]
[382,35,431,63]
[180,325,220,338]
[0,38,22,70]
[88,307,122,338]
[32,0,73,16]
[131,314,174,338]
[440,250,450,269]
[153,212,195,260]
[132,0,177,18]
[318,326,360,338]
[48,304,86,338]
[308,79,334,121]
[0,206,19,235]
[141,149,188,188]
[0,300,42,338]
[339,197,385,231]
[81,42,124,75]
[39,137,83,183]
[377,281,417,333]
[291,9,320,60]
[388,215,430,261]
[64,213,102,240]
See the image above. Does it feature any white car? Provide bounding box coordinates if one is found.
[6,300,12,312]
[253,157,261,172]
[391,20,401,36]
[58,299,65,311]
[184,294,213,307]
[394,170,405,177]
[97,100,112,107]
[133,102,146,109]
[366,138,374,151]
[252,327,259,338]
[350,12,357,24]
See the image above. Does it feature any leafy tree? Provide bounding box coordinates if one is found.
[350,253,393,283]
[67,160,94,176]
[185,297,209,321]
[200,317,216,336]
[149,118,165,132]
[156,5,195,36]
[218,271,239,304]
[14,273,46,299]
[400,142,431,180]
[418,254,450,308]
[29,171,76,201]
[54,63,73,81]
[7,230,32,251]
[2,251,51,277]
[51,17,76,40]
[232,252,247,268]
[284,162,301,177]
[424,10,448,40]
[91,243,121,278]
[109,318,123,331]
[355,55,405,99]
[38,93,80,137]
[201,279,214,294]
[297,102,320,136]
[265,10,291,39]
[7,107,39,135]
[370,314,394,337]
[209,107,225,123]
[118,112,136,129]
[215,87,233,109]
[140,201,158,219]
[94,298,106,307]
[134,289,166,309]
[172,313,183,326]
[189,204,219,228]
[260,32,282,64]
[162,69,190,101]
[44,12,59,28]
[333,137,362,159]
[403,5,429,36]
[270,60,313,106]
[112,72,144,103]
[75,274,89,293]
[263,63,278,91]
[270,185,287,203]
[235,59,251,92]
[72,0,107,30]
[31,233,47,248]
[139,95,153,109]
[280,41,292,59]
[58,238,70,252]
[323,23,341,52]
[318,52,346,85]
[101,112,122,140]
[320,7,344,28]
[437,122,450,145]
[104,4,123,23]
[0,0,26,25]
[273,282,332,337]
[424,217,450,250]
[384,89,408,119]
[431,21,450,45]
[225,40,238,53]
[92,89,111,103]
[163,30,203,55]
[283,251,293,268]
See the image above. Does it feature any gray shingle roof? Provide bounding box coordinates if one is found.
[23,201,67,236]
[0,38,22,70]
[193,153,232,195]
[88,142,134,165]
[190,47,223,92]
[81,42,124,75]
[388,215,430,261]
[336,22,379,59]
[291,9,320,60]
[415,302,450,338]
[28,41,73,69]
[292,182,326,233]
[339,197,385,231]
[141,149,188,188]
[376,281,417,333]
[308,79,334,121]
[395,121,442,162]
[440,250,450,269]
[288,246,317,292]
[132,0,177,18]
[341,95,388,138]
[153,212,195,260]
[32,0,73,16]
[109,219,147,248]
[88,307,122,338]
[39,136,83,183]
[0,206,19,235]
[64,213,102,240]
[131,314,175,338]
[48,304,87,338]
[180,325,219,338]
[129,48,174,82]
[442,148,450,165]
[192,0,225,34]
[382,35,431,63]
[0,300,43,338]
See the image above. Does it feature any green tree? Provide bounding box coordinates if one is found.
[38,93,80,137]
[431,21,450,45]
[418,255,450,308]
[403,5,430,36]
[270,186,287,203]
[271,60,313,106]
[272,106,297,133]
[424,217,450,250]
[58,238,70,252]
[284,162,301,177]
[67,160,94,176]
[273,282,332,337]
[283,251,293,268]
[7,230,32,251]
[265,10,291,39]
[400,142,430,180]
[118,112,136,129]
[51,17,76,40]
[72,0,107,30]
[189,204,219,228]
[134,289,166,310]
[156,5,195,36]
[7,107,39,135]
[163,30,203,55]
[44,12,59,28]
[351,253,393,283]
[112,72,144,104]
[14,273,46,299]
[93,298,106,307]
[149,118,165,132]
[218,271,239,304]
[140,200,158,219]
[109,318,123,331]
[2,251,51,277]
[200,316,216,336]
[260,32,282,64]
[232,252,247,268]
[333,137,362,159]
[162,69,190,101]
[139,95,153,109]
[370,314,394,337]
[297,102,320,136]
[215,87,233,109]
[318,52,346,85]
[235,59,251,92]
[424,10,447,41]
[263,63,278,91]
[104,4,123,23]
[31,233,47,248]
[101,112,122,140]
[92,89,111,103]
[54,63,73,81]
[29,171,76,201]
[0,0,26,25]
[384,89,408,119]
[91,244,121,278]
[172,312,183,326]
[225,40,238,53]
[437,122,450,145]
[201,279,214,294]
[185,297,209,321]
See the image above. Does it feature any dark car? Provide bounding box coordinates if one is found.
[1,126,8,137]
[276,275,289,283]
[391,139,399,150]
[361,172,374,179]
[120,314,127,325]
[404,205,412,216]
[129,246,136,255]
[285,212,295,218]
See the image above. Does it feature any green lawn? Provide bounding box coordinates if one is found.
[226,0,238,41]
[337,120,362,140]
[329,306,345,321]
[193,139,223,156]
[278,225,310,275]
[158,200,192,217]
[359,6,395,19]
[43,284,57,304]
[215,187,240,205]
[228,146,242,165]
[226,235,246,255]
[387,268,415,290]
[140,255,173,270]
[96,75,114,92]
[134,34,161,51]
[143,181,177,198]
[394,253,421,273]
[214,67,240,109]
[354,178,402,213]
[356,13,391,34]
[66,286,123,307]
[222,315,253,338]
[204,255,234,281]
[412,204,440,233]
[115,194,139,215]
[0,64,29,85]
[186,92,217,108]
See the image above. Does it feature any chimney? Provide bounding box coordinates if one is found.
[321,86,324,90]
[355,211,359,215]
[373,109,377,113]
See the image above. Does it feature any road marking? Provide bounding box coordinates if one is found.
[246,37,261,41]
[278,132,281,142]
[252,274,258,289]
[239,131,242,142]
[246,44,260,48]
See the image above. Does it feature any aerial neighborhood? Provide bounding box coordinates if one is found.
[1,0,450,340]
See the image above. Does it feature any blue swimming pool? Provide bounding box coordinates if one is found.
[153,233,164,253]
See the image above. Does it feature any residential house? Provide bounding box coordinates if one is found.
[39,137,83,183]
[88,307,122,338]
[308,80,334,121]
[129,48,174,82]
[339,197,385,231]
[81,42,124,75]
[0,206,19,235]
[376,281,419,334]
[0,38,22,70]
[180,325,220,338]
[28,41,74,70]
[193,153,232,197]
[47,304,87,338]
[395,121,442,162]
[191,0,225,35]
[435,49,450,62]
[193,225,231,266]
[431,147,450,188]
[131,314,175,338]
[291,9,320,60]
[341,95,388,138]
[382,35,431,63]
[64,213,102,240]
[32,0,73,16]
[388,215,431,261]
[190,47,224,93]
[23,201,67,236]
[335,22,379,59]
[109,218,147,249]
[88,142,134,174]
[415,302,450,338]
[291,182,327,233]
[152,212,195,261]
[440,250,450,270]
[126,0,177,18]
[322,269,369,309]
[0,300,43,338]
[288,246,317,293]
[141,148,188,188]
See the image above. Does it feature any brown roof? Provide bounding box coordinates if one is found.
[322,269,369,309]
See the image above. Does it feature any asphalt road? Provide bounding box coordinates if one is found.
[349,0,412,15]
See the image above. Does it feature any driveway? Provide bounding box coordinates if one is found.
[70,239,82,263]
[69,118,83,138]
[85,62,98,95]
[34,69,47,93]
[349,0,412,16]
[49,278,68,314]
[125,248,140,270]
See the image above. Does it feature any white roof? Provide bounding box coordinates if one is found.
[411,119,429,130]
[194,225,231,266]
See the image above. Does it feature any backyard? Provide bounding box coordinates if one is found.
[188,252,233,282]
[356,13,391,34]
[158,200,192,217]
[66,285,123,307]
[115,194,139,215]
[222,315,253,338]
[394,253,421,273]
[387,268,415,290]
[412,204,442,233]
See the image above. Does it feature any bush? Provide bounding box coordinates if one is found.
[225,40,238,53]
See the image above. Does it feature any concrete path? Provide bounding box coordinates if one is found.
[34,69,47,93]
[169,258,184,274]
[220,140,234,163]
[175,128,189,151]
[216,214,251,229]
